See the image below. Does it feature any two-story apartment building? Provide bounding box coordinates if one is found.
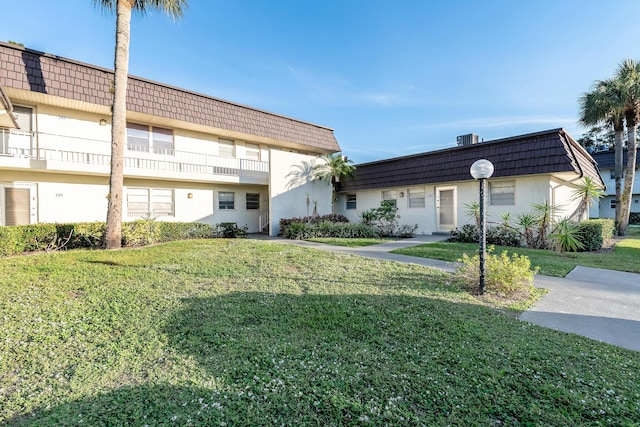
[590,149,640,219]
[0,42,339,235]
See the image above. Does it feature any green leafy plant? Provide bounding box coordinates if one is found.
[463,201,481,228]
[454,247,538,296]
[569,176,605,220]
[214,222,248,238]
[549,219,585,253]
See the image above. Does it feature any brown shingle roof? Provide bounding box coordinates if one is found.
[340,129,604,192]
[0,41,340,152]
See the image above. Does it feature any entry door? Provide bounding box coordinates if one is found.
[4,188,31,226]
[436,187,456,231]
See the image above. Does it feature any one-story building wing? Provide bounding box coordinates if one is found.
[336,129,605,235]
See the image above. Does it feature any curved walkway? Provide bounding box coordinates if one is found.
[250,234,640,352]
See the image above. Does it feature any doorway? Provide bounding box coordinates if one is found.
[436,187,456,231]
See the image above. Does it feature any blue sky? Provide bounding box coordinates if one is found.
[2,0,640,163]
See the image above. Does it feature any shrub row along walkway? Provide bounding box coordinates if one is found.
[250,234,640,352]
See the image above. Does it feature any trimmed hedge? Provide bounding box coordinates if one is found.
[284,221,378,240]
[450,224,521,247]
[0,221,219,257]
[279,214,349,236]
[577,219,615,251]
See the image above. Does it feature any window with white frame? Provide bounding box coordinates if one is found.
[489,181,515,205]
[382,190,397,207]
[127,188,174,217]
[408,188,425,207]
[246,193,260,210]
[219,139,235,157]
[126,123,174,155]
[245,143,260,161]
[346,194,357,210]
[219,191,235,209]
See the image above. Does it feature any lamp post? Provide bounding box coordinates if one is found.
[470,159,494,295]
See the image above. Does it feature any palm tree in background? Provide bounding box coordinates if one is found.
[94,0,187,249]
[579,78,625,233]
[615,59,640,235]
[313,153,356,213]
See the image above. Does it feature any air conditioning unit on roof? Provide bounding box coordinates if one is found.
[457,133,479,147]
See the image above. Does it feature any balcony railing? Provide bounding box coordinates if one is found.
[0,128,269,179]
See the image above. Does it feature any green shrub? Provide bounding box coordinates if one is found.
[284,221,378,240]
[121,219,161,247]
[157,222,212,241]
[576,218,615,251]
[214,222,248,238]
[55,222,105,249]
[629,212,640,225]
[550,219,585,253]
[486,225,521,247]
[19,224,57,252]
[454,247,538,297]
[0,226,22,257]
[279,214,349,236]
[451,224,521,247]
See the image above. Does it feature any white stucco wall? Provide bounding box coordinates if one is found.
[269,150,332,235]
[337,174,584,234]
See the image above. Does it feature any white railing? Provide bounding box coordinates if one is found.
[259,210,269,232]
[0,128,269,178]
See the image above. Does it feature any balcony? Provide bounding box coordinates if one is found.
[0,128,269,184]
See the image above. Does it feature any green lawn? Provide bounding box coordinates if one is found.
[1,240,639,425]
[393,227,640,277]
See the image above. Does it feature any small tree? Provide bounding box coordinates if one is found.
[568,176,604,221]
[313,153,355,213]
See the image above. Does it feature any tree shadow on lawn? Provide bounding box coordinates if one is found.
[8,292,638,426]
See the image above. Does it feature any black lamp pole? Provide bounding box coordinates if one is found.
[470,159,494,296]
[479,177,487,295]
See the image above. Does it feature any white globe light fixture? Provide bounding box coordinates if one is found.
[470,159,494,295]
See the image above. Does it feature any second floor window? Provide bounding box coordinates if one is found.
[219,139,235,157]
[127,123,174,155]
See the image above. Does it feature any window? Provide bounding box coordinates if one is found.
[382,190,397,207]
[611,199,616,209]
[245,143,260,161]
[408,188,425,208]
[246,193,260,210]
[219,139,235,157]
[127,188,174,217]
[126,123,174,155]
[219,191,235,210]
[489,181,515,205]
[346,194,357,210]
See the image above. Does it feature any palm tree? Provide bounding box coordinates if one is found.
[94,0,187,249]
[313,153,355,213]
[568,176,604,221]
[615,59,640,235]
[578,78,625,233]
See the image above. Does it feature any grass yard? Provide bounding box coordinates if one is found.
[393,226,640,277]
[1,239,639,426]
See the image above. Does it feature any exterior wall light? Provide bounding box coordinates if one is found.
[470,159,494,295]
[99,119,107,126]
[187,192,193,199]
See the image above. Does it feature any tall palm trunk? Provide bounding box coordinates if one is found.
[619,115,638,235]
[613,120,624,234]
[104,0,133,249]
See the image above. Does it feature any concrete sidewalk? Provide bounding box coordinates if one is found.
[250,234,640,352]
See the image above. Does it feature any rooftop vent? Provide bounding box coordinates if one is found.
[457,133,479,147]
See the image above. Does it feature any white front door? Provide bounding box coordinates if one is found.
[436,187,456,231]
